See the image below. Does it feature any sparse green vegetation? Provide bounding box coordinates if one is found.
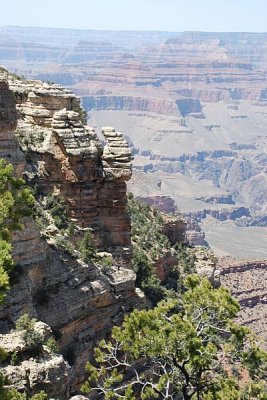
[0,159,34,304]
[30,391,48,400]
[0,379,48,400]
[72,102,88,124]
[128,193,170,260]
[127,194,199,304]
[15,314,42,354]
[83,275,267,400]
[100,255,113,268]
[78,230,97,262]
[44,193,69,229]
[54,235,77,257]
[0,347,9,363]
[127,194,171,296]
[45,337,58,354]
[33,193,79,256]
[10,351,19,366]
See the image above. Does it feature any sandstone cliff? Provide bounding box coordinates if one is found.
[216,258,267,340]
[9,75,133,259]
[0,72,141,398]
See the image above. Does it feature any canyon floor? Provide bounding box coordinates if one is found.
[0,26,267,258]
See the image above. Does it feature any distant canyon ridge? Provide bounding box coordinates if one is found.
[0,26,267,258]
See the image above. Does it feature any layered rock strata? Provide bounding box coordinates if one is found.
[0,73,140,398]
[9,76,133,259]
[216,258,267,339]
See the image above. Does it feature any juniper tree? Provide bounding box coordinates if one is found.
[82,276,267,400]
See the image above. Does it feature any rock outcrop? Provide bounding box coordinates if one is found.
[9,76,133,259]
[0,72,140,398]
[136,195,177,214]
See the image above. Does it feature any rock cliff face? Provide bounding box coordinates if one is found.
[83,95,179,116]
[216,258,267,339]
[0,72,140,398]
[9,76,133,259]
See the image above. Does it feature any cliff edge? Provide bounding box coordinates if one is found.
[0,71,141,398]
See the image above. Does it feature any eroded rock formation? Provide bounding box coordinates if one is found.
[9,76,133,259]
[0,72,140,398]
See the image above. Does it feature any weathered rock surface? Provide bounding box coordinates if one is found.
[136,195,177,214]
[102,127,133,181]
[2,355,71,398]
[184,219,207,247]
[0,74,140,397]
[186,206,251,222]
[9,76,133,258]
[216,258,267,339]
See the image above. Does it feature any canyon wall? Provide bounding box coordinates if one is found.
[1,30,267,249]
[10,76,133,259]
[0,72,141,398]
[217,258,267,340]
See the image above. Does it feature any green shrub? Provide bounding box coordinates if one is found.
[127,194,205,305]
[54,236,76,257]
[45,194,69,229]
[0,347,8,362]
[45,337,58,353]
[0,371,48,399]
[15,314,42,353]
[142,275,166,306]
[10,351,19,366]
[30,391,48,400]
[15,314,36,332]
[0,160,34,304]
[78,231,96,262]
[72,103,88,124]
[67,221,76,236]
[132,247,153,288]
[100,255,113,268]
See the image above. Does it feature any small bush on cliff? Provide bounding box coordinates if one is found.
[78,230,97,262]
[72,102,88,124]
[54,235,77,257]
[0,159,34,240]
[0,159,34,304]
[82,275,267,400]
[30,392,48,400]
[45,193,69,229]
[0,381,48,400]
[45,337,58,354]
[10,351,20,366]
[16,314,42,354]
[98,255,114,274]
[0,347,8,362]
